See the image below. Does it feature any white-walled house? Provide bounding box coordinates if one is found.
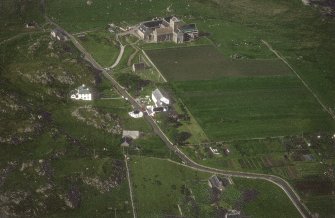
[71,84,92,101]
[152,88,169,107]
[128,110,143,118]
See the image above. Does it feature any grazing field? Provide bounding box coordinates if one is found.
[130,157,300,218]
[145,46,291,81]
[173,76,335,140]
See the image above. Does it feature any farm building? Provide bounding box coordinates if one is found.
[152,88,169,107]
[70,84,92,101]
[208,175,224,191]
[51,29,69,41]
[122,130,140,140]
[132,63,146,72]
[136,16,198,43]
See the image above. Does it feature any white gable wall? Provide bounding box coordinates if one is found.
[161,97,169,105]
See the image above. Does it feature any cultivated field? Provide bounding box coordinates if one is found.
[145,46,292,81]
[173,76,335,140]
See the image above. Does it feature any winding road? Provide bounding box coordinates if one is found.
[47,17,312,218]
[110,34,125,69]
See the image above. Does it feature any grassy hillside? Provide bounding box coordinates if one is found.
[0,0,45,41]
[0,30,165,217]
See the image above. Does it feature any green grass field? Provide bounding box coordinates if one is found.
[173,76,335,140]
[145,46,291,81]
[0,0,45,41]
[130,156,301,218]
[3,0,335,217]
[77,30,119,67]
[46,0,335,113]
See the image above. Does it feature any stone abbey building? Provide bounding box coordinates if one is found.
[136,16,198,43]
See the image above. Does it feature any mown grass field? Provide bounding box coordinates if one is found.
[173,76,335,140]
[145,46,291,81]
[130,156,301,218]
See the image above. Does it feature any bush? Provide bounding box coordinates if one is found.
[174,131,192,145]
[115,73,150,94]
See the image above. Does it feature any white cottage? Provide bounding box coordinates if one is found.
[152,88,169,107]
[71,84,92,101]
[128,110,143,118]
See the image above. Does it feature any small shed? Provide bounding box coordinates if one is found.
[208,175,224,191]
[132,63,146,72]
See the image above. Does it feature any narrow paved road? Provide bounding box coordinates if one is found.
[110,34,125,69]
[47,17,312,218]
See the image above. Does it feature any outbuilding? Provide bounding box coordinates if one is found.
[132,63,146,72]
